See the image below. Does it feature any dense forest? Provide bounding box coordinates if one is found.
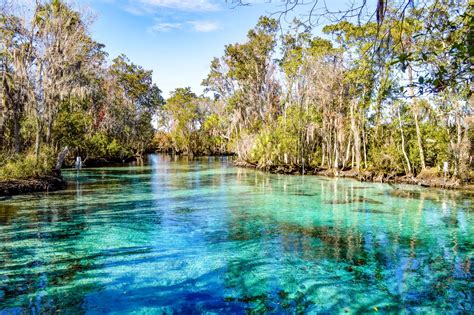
[0,0,163,178]
[1,0,472,184]
[156,1,473,182]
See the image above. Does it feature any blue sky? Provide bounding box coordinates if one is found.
[83,0,350,98]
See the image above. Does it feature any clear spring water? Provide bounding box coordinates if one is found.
[0,154,472,314]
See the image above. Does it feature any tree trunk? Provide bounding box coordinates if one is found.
[413,111,426,170]
[408,65,425,170]
[35,119,42,159]
[1,72,13,152]
[350,100,361,171]
[46,111,53,145]
[0,103,6,151]
[13,101,20,153]
[362,123,367,169]
[343,136,351,169]
[321,142,326,167]
[54,146,69,172]
[398,105,412,175]
[454,115,465,177]
[333,128,339,171]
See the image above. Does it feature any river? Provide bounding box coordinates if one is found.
[0,154,472,313]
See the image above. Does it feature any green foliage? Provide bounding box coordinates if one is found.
[249,105,320,168]
[164,87,201,154]
[202,114,227,153]
[157,87,230,156]
[110,54,163,110]
[152,131,172,152]
[421,124,450,167]
[53,101,93,152]
[87,133,129,159]
[0,150,55,180]
[368,129,406,174]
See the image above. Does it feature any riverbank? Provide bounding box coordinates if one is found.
[0,174,66,197]
[0,154,147,197]
[77,156,138,167]
[234,159,473,190]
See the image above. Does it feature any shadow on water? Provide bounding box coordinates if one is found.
[324,196,384,205]
[353,208,396,215]
[0,204,18,224]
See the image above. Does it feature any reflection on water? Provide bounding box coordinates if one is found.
[0,204,17,224]
[0,154,472,313]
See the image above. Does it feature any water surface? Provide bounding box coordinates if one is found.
[0,155,472,313]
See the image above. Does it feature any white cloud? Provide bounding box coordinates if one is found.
[148,22,182,32]
[124,4,150,15]
[188,20,219,32]
[138,0,219,11]
[148,20,219,33]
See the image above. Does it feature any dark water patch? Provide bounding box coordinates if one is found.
[70,167,150,175]
[315,177,331,181]
[227,221,274,241]
[355,197,384,204]
[290,191,318,197]
[47,189,97,196]
[174,207,198,214]
[0,204,18,224]
[0,247,154,278]
[380,189,422,199]
[325,196,383,205]
[353,208,392,215]
[70,181,126,191]
[237,190,259,196]
[4,224,87,243]
[441,216,459,227]
[325,199,352,205]
[381,189,452,203]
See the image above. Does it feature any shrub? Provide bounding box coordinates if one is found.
[152,131,173,152]
[0,151,55,180]
[417,167,441,180]
[87,133,129,159]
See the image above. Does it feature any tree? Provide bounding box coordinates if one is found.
[1,1,164,175]
[164,87,201,155]
[109,54,163,156]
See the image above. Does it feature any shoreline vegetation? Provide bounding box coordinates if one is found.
[1,1,472,196]
[151,5,472,190]
[0,152,469,198]
[233,159,468,190]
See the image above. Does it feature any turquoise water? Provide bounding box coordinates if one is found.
[0,154,472,314]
